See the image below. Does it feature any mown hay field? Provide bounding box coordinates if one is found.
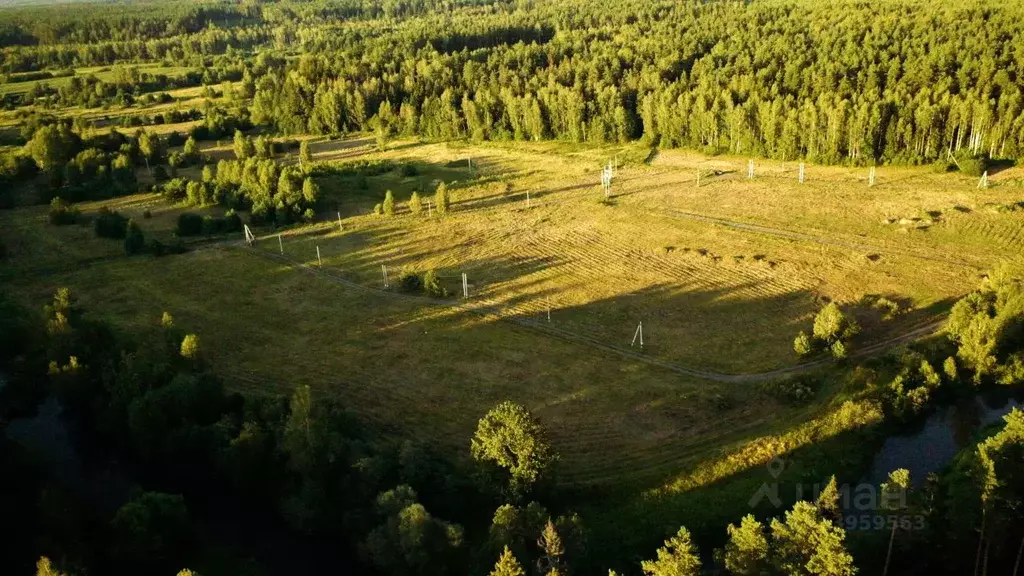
[3,137,1023,491]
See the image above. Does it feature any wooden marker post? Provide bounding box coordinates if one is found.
[278,234,283,254]
[316,246,322,267]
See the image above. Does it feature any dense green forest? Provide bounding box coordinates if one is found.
[2,1,1024,575]
[2,0,1024,164]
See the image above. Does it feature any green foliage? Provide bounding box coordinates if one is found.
[35,557,68,576]
[880,468,910,511]
[723,515,768,576]
[299,139,313,167]
[759,375,819,405]
[435,182,450,215]
[383,189,396,216]
[409,191,423,214]
[180,334,199,359]
[813,303,860,345]
[47,197,78,225]
[363,485,464,576]
[958,156,988,177]
[423,269,447,297]
[490,546,526,576]
[942,356,959,382]
[374,203,383,215]
[801,302,860,359]
[945,265,1024,383]
[25,123,80,171]
[793,330,813,356]
[640,526,701,576]
[93,206,128,239]
[124,218,145,255]
[471,401,557,498]
[769,501,855,576]
[816,476,841,522]
[175,212,203,236]
[398,270,423,293]
[110,492,191,575]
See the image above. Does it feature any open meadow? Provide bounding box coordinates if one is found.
[4,137,1022,495]
[5,1,1024,572]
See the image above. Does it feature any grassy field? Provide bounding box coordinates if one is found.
[0,64,194,96]
[3,137,1023,495]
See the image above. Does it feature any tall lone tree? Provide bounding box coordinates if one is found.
[881,468,911,576]
[471,401,556,498]
[435,182,450,215]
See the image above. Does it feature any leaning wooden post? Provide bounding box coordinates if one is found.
[278,234,283,254]
[798,162,805,184]
[316,246,322,267]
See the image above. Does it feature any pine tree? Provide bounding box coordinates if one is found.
[770,501,855,576]
[491,546,526,576]
[641,526,701,576]
[383,189,396,216]
[816,476,841,522]
[300,140,313,167]
[409,191,422,214]
[537,519,565,574]
[724,515,769,575]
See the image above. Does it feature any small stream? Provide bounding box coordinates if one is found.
[865,388,1022,488]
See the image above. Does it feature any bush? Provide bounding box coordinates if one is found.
[958,156,988,178]
[424,269,447,297]
[175,212,204,236]
[94,207,128,239]
[373,203,383,215]
[760,376,819,405]
[124,219,145,255]
[400,163,418,177]
[793,331,813,356]
[409,191,422,214]
[434,182,450,215]
[48,197,79,225]
[148,238,165,257]
[398,270,423,293]
[142,209,152,219]
[383,190,395,216]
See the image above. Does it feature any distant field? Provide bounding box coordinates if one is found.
[2,138,1023,490]
[0,63,194,96]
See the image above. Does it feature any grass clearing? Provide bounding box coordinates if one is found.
[3,137,1022,495]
